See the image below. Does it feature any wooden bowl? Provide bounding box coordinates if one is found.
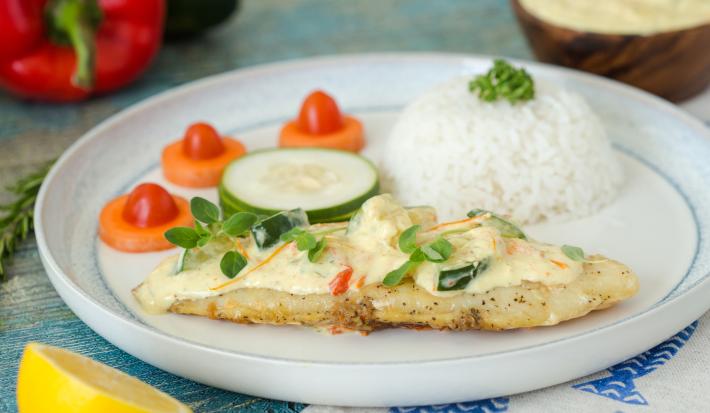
[511,0,710,102]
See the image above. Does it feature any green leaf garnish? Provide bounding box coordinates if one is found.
[220,250,247,279]
[398,224,421,254]
[197,234,212,248]
[561,245,585,262]
[296,232,317,250]
[308,237,327,263]
[194,220,211,237]
[279,227,302,242]
[190,197,220,224]
[409,248,426,263]
[280,227,315,250]
[164,227,200,249]
[467,209,526,240]
[281,226,322,258]
[383,261,417,287]
[384,229,458,287]
[469,59,535,104]
[437,258,490,291]
[422,237,453,263]
[222,212,258,237]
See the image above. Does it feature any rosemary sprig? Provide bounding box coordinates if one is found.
[0,160,54,279]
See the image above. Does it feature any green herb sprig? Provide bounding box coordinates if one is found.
[383,225,454,287]
[560,244,607,264]
[280,227,329,263]
[0,160,54,279]
[469,59,535,104]
[561,245,585,262]
[165,197,257,278]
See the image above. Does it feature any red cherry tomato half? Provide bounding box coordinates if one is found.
[297,90,344,135]
[121,183,180,228]
[182,122,225,160]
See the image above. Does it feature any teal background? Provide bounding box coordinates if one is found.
[0,1,529,411]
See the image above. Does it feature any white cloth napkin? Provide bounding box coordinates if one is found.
[304,89,710,413]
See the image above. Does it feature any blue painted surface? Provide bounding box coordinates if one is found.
[392,398,510,413]
[573,321,699,405]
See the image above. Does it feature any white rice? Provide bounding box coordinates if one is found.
[382,75,623,224]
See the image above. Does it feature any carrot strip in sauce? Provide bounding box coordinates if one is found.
[550,259,568,269]
[234,240,249,260]
[354,275,366,289]
[425,216,482,232]
[506,242,520,255]
[211,242,291,290]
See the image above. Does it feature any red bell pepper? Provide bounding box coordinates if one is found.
[0,0,164,102]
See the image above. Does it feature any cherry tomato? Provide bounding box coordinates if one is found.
[329,267,353,296]
[122,183,180,228]
[297,90,344,135]
[182,122,225,160]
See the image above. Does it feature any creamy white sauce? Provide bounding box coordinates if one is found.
[134,194,585,313]
[520,0,710,34]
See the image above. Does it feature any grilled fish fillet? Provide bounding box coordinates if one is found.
[168,256,638,332]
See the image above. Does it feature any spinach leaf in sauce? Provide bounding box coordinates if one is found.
[437,258,491,291]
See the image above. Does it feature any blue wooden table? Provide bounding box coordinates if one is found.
[0,1,528,411]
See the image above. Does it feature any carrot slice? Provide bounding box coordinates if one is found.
[99,195,192,252]
[279,116,364,152]
[162,137,246,188]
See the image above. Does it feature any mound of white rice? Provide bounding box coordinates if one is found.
[382,76,623,224]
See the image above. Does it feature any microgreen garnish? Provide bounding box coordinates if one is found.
[467,209,526,240]
[220,250,247,279]
[382,261,417,287]
[561,245,585,262]
[383,226,455,287]
[281,227,329,263]
[164,227,200,249]
[222,212,258,237]
[190,197,220,224]
[308,238,328,262]
[280,227,316,250]
[421,237,453,263]
[398,224,421,254]
[165,197,255,278]
[194,220,210,237]
[469,59,534,104]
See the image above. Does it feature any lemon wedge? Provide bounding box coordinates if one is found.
[17,342,192,413]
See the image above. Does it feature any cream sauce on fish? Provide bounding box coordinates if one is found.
[134,194,583,313]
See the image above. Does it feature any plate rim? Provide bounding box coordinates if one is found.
[35,52,710,370]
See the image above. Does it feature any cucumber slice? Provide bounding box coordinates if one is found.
[251,209,309,250]
[220,148,379,223]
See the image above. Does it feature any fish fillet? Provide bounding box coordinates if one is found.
[167,256,638,332]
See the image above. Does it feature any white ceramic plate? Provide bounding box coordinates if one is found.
[35,54,710,407]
